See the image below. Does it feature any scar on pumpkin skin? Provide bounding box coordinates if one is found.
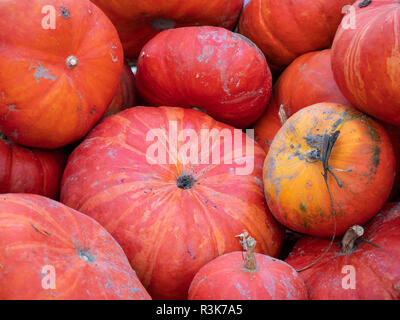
[30,222,51,237]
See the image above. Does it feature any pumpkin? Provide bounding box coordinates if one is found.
[238,0,354,72]
[103,63,136,119]
[90,0,244,59]
[385,124,400,201]
[332,0,400,125]
[0,194,151,300]
[136,26,272,129]
[254,49,351,155]
[0,0,124,149]
[60,106,284,300]
[0,132,66,199]
[263,103,395,237]
[188,232,308,300]
[286,203,400,300]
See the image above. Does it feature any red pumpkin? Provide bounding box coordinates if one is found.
[188,233,307,300]
[239,0,353,72]
[0,194,151,300]
[0,0,123,149]
[103,63,136,119]
[263,103,395,236]
[90,0,244,59]
[0,133,66,199]
[286,203,400,300]
[254,49,351,155]
[60,106,284,299]
[332,0,400,125]
[136,27,272,129]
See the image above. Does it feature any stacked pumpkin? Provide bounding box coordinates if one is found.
[0,0,399,301]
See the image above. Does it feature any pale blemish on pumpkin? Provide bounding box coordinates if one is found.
[10,129,18,139]
[110,52,119,63]
[29,62,56,83]
[197,45,215,63]
[235,282,252,299]
[254,176,263,187]
[78,248,96,263]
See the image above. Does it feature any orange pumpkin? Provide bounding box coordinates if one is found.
[188,233,308,300]
[0,0,123,149]
[238,0,353,73]
[90,0,244,59]
[254,49,351,155]
[263,103,395,237]
[332,0,400,125]
[286,203,400,300]
[61,106,284,299]
[0,194,151,300]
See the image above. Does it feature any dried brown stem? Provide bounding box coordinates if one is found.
[236,231,257,272]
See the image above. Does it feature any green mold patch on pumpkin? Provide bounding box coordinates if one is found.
[299,202,307,212]
[372,145,381,169]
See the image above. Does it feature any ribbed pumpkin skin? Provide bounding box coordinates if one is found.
[286,203,400,300]
[61,106,284,300]
[103,63,136,119]
[254,49,351,155]
[263,103,395,237]
[90,0,244,59]
[0,0,123,149]
[332,0,400,125]
[188,253,308,300]
[0,137,66,199]
[0,194,151,300]
[238,0,353,72]
[136,27,272,129]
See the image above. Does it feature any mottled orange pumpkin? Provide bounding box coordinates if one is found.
[286,203,400,300]
[61,106,284,299]
[239,0,353,72]
[263,103,395,237]
[332,0,400,125]
[0,194,151,300]
[90,0,244,58]
[103,63,136,119]
[0,0,123,149]
[254,49,351,155]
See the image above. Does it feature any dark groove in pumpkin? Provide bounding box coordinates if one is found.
[358,0,372,8]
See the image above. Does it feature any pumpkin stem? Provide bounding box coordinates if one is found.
[341,225,364,254]
[66,56,78,69]
[278,104,288,125]
[236,231,257,272]
[177,174,196,190]
[296,130,342,272]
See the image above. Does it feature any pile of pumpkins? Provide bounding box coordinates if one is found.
[0,0,399,300]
